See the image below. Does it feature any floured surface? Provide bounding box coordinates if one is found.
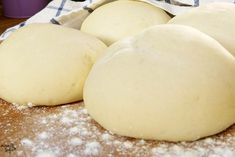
[0,100,235,157]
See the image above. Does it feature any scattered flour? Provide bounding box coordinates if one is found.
[12,102,34,110]
[84,141,101,156]
[67,153,77,157]
[38,132,49,140]
[70,137,83,146]
[4,103,234,157]
[41,118,48,124]
[69,127,80,135]
[123,141,133,149]
[60,116,75,124]
[35,151,56,157]
[101,133,112,141]
[21,138,33,147]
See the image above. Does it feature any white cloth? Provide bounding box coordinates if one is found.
[1,0,234,41]
[0,0,90,40]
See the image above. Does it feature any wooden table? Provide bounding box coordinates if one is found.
[0,17,25,35]
[0,9,235,157]
[0,10,26,35]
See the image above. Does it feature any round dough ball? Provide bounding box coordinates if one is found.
[81,0,171,46]
[168,2,235,57]
[0,23,107,106]
[84,25,235,142]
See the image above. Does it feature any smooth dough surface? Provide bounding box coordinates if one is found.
[0,23,107,106]
[169,2,235,57]
[81,0,171,46]
[84,25,235,141]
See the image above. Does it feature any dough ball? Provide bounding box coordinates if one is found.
[0,23,107,106]
[84,25,235,142]
[81,0,171,46]
[168,2,235,57]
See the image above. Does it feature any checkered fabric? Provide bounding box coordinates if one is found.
[0,0,91,40]
[1,0,235,41]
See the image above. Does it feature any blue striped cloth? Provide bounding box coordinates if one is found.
[1,0,235,41]
[0,0,91,40]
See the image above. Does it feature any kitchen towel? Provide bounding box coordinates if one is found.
[1,0,235,41]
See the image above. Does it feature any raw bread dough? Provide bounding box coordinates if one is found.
[84,25,235,142]
[0,23,107,106]
[81,0,171,46]
[168,2,235,57]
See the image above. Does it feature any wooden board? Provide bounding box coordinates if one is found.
[0,98,235,157]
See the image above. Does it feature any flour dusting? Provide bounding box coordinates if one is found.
[2,102,235,157]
